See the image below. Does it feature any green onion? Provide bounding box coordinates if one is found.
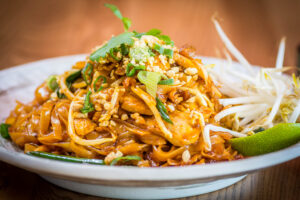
[153,43,173,58]
[94,75,107,92]
[110,155,141,166]
[126,63,146,77]
[163,48,174,58]
[148,48,155,57]
[126,63,136,77]
[82,63,93,85]
[153,43,164,54]
[109,48,122,61]
[56,87,66,99]
[146,28,162,36]
[81,91,94,114]
[156,35,174,46]
[120,43,129,56]
[46,75,58,91]
[0,123,10,139]
[156,97,173,124]
[158,78,174,85]
[27,151,104,165]
[66,70,82,88]
[137,71,162,97]
[104,3,131,32]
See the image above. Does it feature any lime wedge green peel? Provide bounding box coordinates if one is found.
[230,123,300,156]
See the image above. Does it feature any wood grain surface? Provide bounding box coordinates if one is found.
[0,0,300,199]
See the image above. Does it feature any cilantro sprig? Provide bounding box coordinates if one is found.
[104,3,131,32]
[90,32,134,62]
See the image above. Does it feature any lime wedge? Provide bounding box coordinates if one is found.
[230,123,300,156]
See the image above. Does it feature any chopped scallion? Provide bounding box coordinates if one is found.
[120,43,129,56]
[94,75,107,92]
[82,63,93,85]
[110,155,141,166]
[158,78,174,85]
[46,75,58,91]
[0,123,10,139]
[109,48,122,61]
[153,43,173,58]
[81,91,94,114]
[126,63,146,77]
[66,70,82,88]
[156,97,173,124]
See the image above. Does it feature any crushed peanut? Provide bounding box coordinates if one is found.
[184,67,198,75]
[182,150,191,163]
[99,121,109,127]
[110,120,116,126]
[192,75,198,80]
[104,102,111,110]
[167,104,175,112]
[131,113,145,124]
[121,113,129,121]
[186,75,192,83]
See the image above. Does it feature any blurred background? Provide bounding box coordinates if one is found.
[0,1,300,199]
[0,0,299,69]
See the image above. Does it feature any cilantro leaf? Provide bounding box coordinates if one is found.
[133,28,174,46]
[146,28,161,36]
[81,91,94,114]
[90,32,134,62]
[105,3,131,31]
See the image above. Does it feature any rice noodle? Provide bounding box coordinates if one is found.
[68,96,116,146]
[59,71,75,100]
[131,86,173,139]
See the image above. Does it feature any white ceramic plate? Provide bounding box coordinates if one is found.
[0,55,299,199]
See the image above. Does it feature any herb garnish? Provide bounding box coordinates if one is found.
[66,70,82,88]
[153,43,174,58]
[81,91,94,114]
[82,63,93,85]
[156,97,173,124]
[46,75,58,91]
[158,78,174,85]
[126,63,146,77]
[94,75,107,92]
[90,32,134,62]
[0,123,10,139]
[134,28,174,46]
[104,3,131,32]
[110,155,141,166]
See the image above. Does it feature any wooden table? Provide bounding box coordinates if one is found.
[0,0,299,199]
